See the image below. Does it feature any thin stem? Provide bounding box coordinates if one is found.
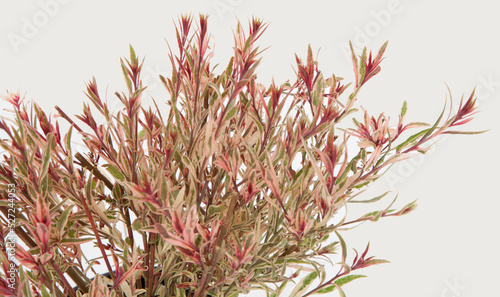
[75,152,114,191]
[196,192,239,297]
[302,269,348,297]
[37,265,66,297]
[122,207,134,250]
[51,262,77,297]
[55,106,84,133]
[147,235,156,297]
[78,192,115,282]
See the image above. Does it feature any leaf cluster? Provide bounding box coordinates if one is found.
[0,15,482,297]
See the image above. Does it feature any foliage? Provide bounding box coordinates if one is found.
[0,15,482,297]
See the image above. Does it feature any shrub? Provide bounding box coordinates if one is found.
[0,15,482,297]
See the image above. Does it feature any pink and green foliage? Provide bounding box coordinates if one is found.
[0,15,482,297]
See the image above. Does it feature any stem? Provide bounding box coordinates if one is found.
[401,130,441,154]
[143,230,149,289]
[55,106,84,133]
[335,87,362,124]
[37,264,66,297]
[51,262,77,297]
[75,152,114,191]
[258,112,275,155]
[223,283,236,297]
[123,207,134,250]
[78,192,115,282]
[205,171,224,213]
[66,266,90,294]
[146,232,156,297]
[302,269,348,297]
[196,192,239,297]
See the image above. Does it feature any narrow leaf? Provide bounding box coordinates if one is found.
[104,164,125,180]
[335,274,366,287]
[335,231,347,263]
[290,271,318,297]
[400,100,407,117]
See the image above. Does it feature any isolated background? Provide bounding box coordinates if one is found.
[1,0,499,296]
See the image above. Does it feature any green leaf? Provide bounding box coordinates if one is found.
[315,284,337,294]
[132,219,142,231]
[207,204,227,219]
[443,130,489,135]
[129,44,137,61]
[422,101,446,140]
[359,47,367,83]
[338,286,347,297]
[65,124,73,155]
[15,110,26,144]
[290,271,319,297]
[406,122,430,128]
[270,280,289,297]
[361,195,398,221]
[183,47,195,76]
[377,41,389,58]
[105,164,125,180]
[40,133,53,181]
[249,113,264,136]
[138,129,146,140]
[334,274,366,287]
[175,288,187,297]
[224,105,238,124]
[0,200,16,207]
[335,231,347,263]
[173,105,189,147]
[379,195,398,220]
[364,259,390,266]
[121,61,133,93]
[60,237,95,244]
[225,57,234,76]
[401,100,408,118]
[349,191,390,204]
[19,266,33,297]
[395,129,430,152]
[112,183,124,200]
[349,41,358,68]
[300,132,327,190]
[307,275,367,295]
[57,207,72,234]
[40,286,51,297]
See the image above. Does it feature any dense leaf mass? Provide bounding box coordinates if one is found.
[0,15,481,297]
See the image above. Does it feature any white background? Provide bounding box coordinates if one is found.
[1,1,499,296]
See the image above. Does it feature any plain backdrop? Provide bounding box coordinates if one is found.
[1,1,499,296]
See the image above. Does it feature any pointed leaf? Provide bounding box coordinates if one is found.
[290,271,318,297]
[335,231,347,263]
[335,274,366,287]
[349,191,390,204]
[104,164,125,180]
[308,275,367,295]
[400,101,407,118]
[56,207,72,234]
